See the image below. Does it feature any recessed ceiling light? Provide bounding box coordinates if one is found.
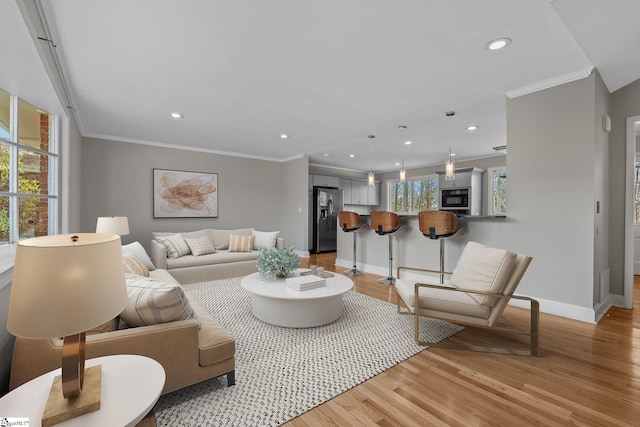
[395,162,400,166]
[404,141,412,145]
[322,153,330,157]
[349,154,355,158]
[280,134,288,139]
[486,37,512,51]
[467,125,478,131]
[170,112,183,119]
[450,153,456,157]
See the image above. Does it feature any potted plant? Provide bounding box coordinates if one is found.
[257,245,300,280]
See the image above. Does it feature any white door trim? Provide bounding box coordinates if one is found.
[624,115,640,309]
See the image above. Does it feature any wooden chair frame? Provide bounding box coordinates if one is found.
[396,266,539,356]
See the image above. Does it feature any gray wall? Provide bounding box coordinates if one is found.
[338,74,613,321]
[67,114,83,233]
[506,73,598,309]
[609,78,640,295]
[81,138,307,251]
[281,156,310,252]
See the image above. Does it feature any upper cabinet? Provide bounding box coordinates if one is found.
[311,174,340,188]
[340,178,380,206]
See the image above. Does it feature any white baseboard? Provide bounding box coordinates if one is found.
[335,258,390,277]
[338,257,604,324]
[296,249,310,258]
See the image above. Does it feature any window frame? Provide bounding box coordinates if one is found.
[387,174,439,215]
[0,90,58,246]
[487,166,507,216]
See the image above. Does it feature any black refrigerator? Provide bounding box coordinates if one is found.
[311,186,343,253]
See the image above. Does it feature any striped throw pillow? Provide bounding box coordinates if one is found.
[157,234,191,258]
[228,234,255,252]
[184,236,216,256]
[120,274,199,327]
[123,252,149,276]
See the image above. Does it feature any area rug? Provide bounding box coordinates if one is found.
[154,276,463,426]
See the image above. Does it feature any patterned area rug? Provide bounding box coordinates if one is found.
[154,276,463,426]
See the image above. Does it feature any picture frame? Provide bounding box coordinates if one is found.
[153,168,218,218]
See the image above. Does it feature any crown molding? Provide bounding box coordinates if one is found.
[506,66,594,99]
[84,132,303,163]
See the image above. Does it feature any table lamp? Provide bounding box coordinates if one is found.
[95,216,129,235]
[7,233,128,426]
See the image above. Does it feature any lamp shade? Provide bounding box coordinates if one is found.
[7,233,128,339]
[95,216,129,235]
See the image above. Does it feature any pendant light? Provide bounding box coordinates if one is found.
[368,135,375,187]
[399,126,407,183]
[445,112,455,181]
[445,148,455,181]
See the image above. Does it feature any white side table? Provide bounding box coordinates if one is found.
[0,355,165,427]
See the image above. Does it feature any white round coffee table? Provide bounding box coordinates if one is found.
[241,269,353,327]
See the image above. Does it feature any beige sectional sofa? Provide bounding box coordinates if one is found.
[150,228,284,283]
[10,268,236,395]
[10,228,285,396]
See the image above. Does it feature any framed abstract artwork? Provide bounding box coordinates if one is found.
[153,168,218,218]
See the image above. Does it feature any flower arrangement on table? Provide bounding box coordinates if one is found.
[257,245,300,280]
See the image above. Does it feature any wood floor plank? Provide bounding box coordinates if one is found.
[286,253,640,426]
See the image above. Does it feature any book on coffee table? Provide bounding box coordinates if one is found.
[285,275,326,291]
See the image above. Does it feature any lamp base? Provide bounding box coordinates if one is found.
[42,365,102,427]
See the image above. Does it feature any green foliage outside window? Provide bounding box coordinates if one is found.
[389,178,438,214]
[491,170,507,215]
[0,148,41,241]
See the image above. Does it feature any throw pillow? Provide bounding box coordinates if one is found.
[450,241,517,307]
[252,230,280,250]
[212,228,252,250]
[157,234,191,258]
[120,274,199,327]
[121,241,155,271]
[184,236,216,256]
[228,234,255,252]
[123,252,150,276]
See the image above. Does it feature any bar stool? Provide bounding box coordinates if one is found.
[418,211,464,284]
[370,211,406,285]
[338,211,369,276]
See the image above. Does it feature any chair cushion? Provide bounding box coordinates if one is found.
[450,241,517,306]
[395,278,490,319]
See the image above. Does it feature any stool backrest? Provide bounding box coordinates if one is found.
[419,211,458,237]
[371,211,400,234]
[338,211,361,231]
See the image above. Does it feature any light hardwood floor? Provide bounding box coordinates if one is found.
[284,253,640,426]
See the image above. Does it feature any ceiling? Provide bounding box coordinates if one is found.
[36,0,640,173]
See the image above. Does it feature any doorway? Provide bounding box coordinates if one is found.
[625,116,640,309]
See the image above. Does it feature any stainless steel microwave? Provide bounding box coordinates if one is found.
[440,188,470,210]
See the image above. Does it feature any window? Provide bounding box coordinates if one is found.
[488,167,507,215]
[0,88,57,245]
[388,176,438,214]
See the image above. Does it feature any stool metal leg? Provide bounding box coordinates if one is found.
[440,239,445,284]
[344,232,365,276]
[378,234,396,285]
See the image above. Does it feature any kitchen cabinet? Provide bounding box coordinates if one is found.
[340,179,352,204]
[311,174,340,188]
[341,179,381,206]
[367,181,381,205]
